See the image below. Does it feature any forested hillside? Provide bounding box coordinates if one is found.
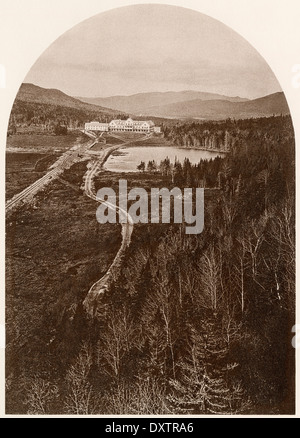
[6,115,295,414]
[162,115,293,152]
[9,100,126,132]
[7,84,127,133]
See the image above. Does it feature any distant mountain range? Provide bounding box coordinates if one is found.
[77,90,290,120]
[140,92,290,120]
[76,90,249,115]
[18,84,290,121]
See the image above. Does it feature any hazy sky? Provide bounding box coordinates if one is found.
[25,4,281,99]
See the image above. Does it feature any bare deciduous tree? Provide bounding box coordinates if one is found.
[198,247,221,313]
[105,378,170,415]
[64,342,98,415]
[25,377,59,415]
[98,306,135,381]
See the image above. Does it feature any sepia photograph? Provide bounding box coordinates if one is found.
[3,2,297,417]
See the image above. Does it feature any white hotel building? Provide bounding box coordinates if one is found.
[85,118,161,134]
[84,121,109,132]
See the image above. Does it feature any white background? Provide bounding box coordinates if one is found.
[0,0,299,417]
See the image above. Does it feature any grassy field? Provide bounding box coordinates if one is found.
[95,170,170,193]
[6,132,88,153]
[103,135,125,144]
[6,152,59,201]
[6,132,90,200]
[108,132,142,141]
[122,135,169,147]
[91,133,168,152]
[90,136,123,151]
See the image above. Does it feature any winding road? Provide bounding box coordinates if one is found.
[83,133,152,316]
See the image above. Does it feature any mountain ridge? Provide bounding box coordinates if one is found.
[141,92,289,119]
[76,90,249,115]
[17,83,289,121]
[18,83,120,115]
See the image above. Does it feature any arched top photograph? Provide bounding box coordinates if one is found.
[5,3,295,417]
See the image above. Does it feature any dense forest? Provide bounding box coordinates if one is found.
[6,115,295,414]
[162,116,292,153]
